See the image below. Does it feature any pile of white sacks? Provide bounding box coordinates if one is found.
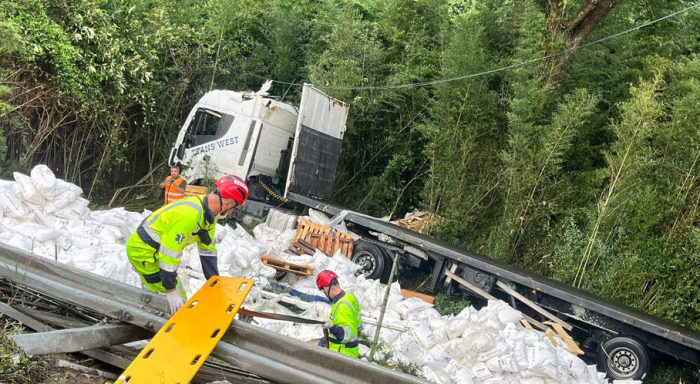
[0,165,633,384]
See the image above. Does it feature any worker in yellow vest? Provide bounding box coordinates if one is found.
[127,175,249,314]
[160,165,187,205]
[316,270,362,357]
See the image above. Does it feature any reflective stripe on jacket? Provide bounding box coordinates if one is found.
[164,176,186,204]
[328,291,362,357]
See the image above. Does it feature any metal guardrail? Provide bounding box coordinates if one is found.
[0,243,430,384]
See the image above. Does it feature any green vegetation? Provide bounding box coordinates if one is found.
[0,321,48,384]
[3,1,700,376]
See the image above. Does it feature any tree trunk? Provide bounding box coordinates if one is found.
[547,0,621,85]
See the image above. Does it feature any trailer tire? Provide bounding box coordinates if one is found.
[597,336,651,380]
[351,242,385,280]
[381,251,394,282]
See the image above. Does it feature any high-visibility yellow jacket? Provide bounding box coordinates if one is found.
[327,291,362,358]
[164,176,186,204]
[129,196,218,290]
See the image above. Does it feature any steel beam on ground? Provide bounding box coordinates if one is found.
[11,306,96,329]
[0,302,53,332]
[9,324,152,355]
[0,243,430,384]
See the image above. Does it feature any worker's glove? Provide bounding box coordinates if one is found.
[322,321,334,329]
[166,290,186,314]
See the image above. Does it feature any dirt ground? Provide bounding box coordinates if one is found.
[39,366,112,384]
[37,354,116,384]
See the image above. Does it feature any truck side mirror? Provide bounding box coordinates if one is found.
[177,143,186,159]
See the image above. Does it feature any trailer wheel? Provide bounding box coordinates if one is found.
[597,336,651,380]
[351,242,385,280]
[381,251,394,281]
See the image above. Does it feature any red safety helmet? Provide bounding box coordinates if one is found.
[215,175,249,206]
[316,270,338,290]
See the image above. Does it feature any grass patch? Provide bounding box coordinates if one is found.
[396,267,432,292]
[644,358,697,384]
[0,321,50,384]
[433,291,470,316]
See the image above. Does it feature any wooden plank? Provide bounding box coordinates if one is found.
[294,240,316,255]
[400,289,434,304]
[444,270,548,332]
[261,257,314,276]
[184,185,208,197]
[380,285,435,304]
[328,237,337,255]
[495,280,572,331]
[299,223,310,241]
[443,263,458,286]
[306,234,319,249]
[544,321,584,355]
[297,239,316,252]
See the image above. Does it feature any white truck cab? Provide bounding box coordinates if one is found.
[169,83,349,206]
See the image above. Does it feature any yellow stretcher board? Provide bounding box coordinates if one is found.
[115,277,254,384]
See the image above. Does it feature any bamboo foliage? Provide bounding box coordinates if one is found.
[573,74,664,288]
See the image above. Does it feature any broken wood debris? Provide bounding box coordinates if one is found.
[261,256,314,276]
[521,319,584,356]
[543,321,585,355]
[287,239,316,256]
[391,211,441,234]
[294,220,354,258]
[494,280,572,331]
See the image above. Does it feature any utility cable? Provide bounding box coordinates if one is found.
[240,3,700,91]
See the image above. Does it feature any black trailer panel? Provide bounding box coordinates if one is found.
[289,192,700,361]
[286,127,342,200]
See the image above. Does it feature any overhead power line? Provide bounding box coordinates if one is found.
[245,2,700,91]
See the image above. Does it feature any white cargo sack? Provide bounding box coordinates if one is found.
[13,172,46,205]
[486,354,519,373]
[527,341,559,379]
[53,197,89,220]
[411,321,439,350]
[30,165,57,200]
[558,347,587,381]
[472,361,494,380]
[0,188,28,218]
[50,180,83,212]
[446,359,478,384]
[393,297,433,319]
[13,222,62,242]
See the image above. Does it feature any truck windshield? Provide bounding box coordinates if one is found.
[186,108,233,147]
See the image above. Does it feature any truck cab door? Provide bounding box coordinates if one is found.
[284,84,349,200]
[172,107,235,180]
